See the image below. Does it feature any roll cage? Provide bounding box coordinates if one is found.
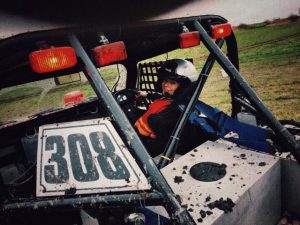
[0,15,299,225]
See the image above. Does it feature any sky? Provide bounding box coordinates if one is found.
[0,0,300,38]
[151,0,300,25]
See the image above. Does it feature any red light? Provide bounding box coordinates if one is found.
[29,47,77,73]
[93,41,128,67]
[179,31,200,48]
[211,23,232,39]
[64,91,85,105]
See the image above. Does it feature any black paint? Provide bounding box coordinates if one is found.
[68,133,99,182]
[44,135,69,183]
[90,131,130,180]
[190,162,227,182]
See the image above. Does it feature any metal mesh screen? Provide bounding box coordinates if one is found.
[137,59,194,93]
[137,61,163,93]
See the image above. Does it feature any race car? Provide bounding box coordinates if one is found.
[0,10,299,225]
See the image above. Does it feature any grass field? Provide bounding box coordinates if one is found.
[145,21,300,120]
[0,21,299,122]
[0,67,119,121]
[203,22,300,120]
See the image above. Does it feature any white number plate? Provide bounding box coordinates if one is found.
[36,118,151,197]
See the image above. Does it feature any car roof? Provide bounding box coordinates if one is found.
[0,14,227,88]
[0,0,198,39]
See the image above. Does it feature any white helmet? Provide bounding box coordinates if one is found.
[156,59,198,95]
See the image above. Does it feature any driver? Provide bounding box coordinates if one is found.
[134,59,198,156]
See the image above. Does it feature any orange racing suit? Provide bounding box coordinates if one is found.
[134,98,171,139]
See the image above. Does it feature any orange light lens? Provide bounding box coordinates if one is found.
[93,41,128,67]
[179,31,200,48]
[29,47,77,73]
[211,23,232,39]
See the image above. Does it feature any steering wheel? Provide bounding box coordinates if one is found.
[113,89,151,123]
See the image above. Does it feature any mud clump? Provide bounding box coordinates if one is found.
[200,210,206,218]
[207,198,235,213]
[206,210,213,215]
[174,176,184,184]
[205,196,211,202]
[197,218,203,223]
[258,162,266,166]
[181,204,188,209]
[65,187,77,195]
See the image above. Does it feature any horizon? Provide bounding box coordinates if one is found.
[151,0,300,26]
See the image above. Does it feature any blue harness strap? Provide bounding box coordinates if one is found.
[179,101,274,153]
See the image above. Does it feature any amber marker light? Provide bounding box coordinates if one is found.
[93,41,128,67]
[29,47,77,73]
[211,23,232,39]
[179,31,200,49]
